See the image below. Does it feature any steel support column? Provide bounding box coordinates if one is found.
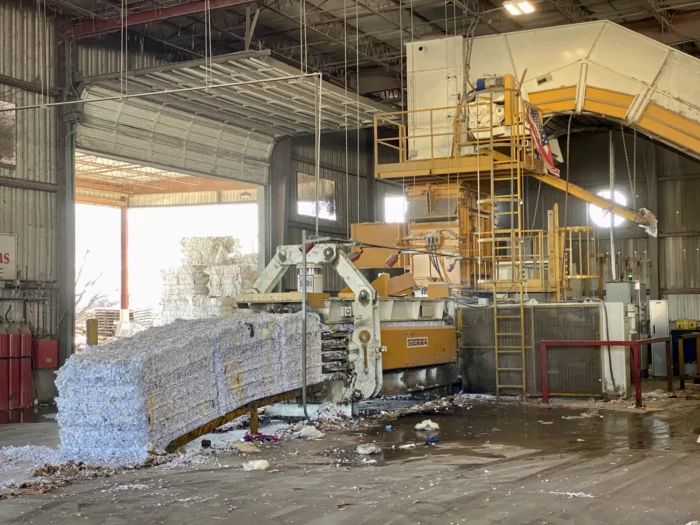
[365,128,376,223]
[649,145,660,299]
[57,36,75,366]
[269,138,291,267]
[120,205,129,322]
[609,131,617,281]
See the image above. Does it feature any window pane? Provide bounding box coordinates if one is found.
[0,101,16,167]
[297,172,337,220]
[384,196,407,223]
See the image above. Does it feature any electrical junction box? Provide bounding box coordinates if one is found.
[33,340,58,369]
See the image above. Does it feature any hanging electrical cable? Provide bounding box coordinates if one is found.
[36,0,44,105]
[120,0,125,95]
[344,0,349,236]
[43,0,50,106]
[208,0,214,86]
[299,0,305,73]
[124,0,128,94]
[621,124,636,209]
[204,0,210,86]
[399,0,406,225]
[410,0,416,228]
[304,0,309,74]
[559,113,574,301]
[355,0,360,224]
[314,75,322,235]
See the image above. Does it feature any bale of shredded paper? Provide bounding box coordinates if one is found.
[206,265,243,297]
[56,312,322,464]
[180,237,237,266]
[161,296,238,324]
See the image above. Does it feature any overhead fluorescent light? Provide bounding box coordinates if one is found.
[503,0,535,15]
[503,1,521,15]
[518,0,535,12]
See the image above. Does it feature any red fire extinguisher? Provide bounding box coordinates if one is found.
[0,325,8,411]
[19,324,33,409]
[7,324,20,410]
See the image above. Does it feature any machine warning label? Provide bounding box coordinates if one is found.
[406,337,429,348]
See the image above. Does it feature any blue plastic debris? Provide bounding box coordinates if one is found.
[385,425,392,431]
[425,437,440,445]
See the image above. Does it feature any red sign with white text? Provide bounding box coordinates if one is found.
[0,233,17,280]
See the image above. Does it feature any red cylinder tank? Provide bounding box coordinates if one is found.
[0,325,8,411]
[19,324,33,409]
[7,324,20,410]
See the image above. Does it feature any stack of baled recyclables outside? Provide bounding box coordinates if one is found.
[160,237,258,324]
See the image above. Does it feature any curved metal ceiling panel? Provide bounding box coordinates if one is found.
[76,84,273,185]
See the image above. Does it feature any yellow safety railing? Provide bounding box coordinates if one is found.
[373,93,540,178]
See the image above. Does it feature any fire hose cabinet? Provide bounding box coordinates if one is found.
[33,340,58,369]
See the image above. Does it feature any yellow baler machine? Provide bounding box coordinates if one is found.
[338,271,459,372]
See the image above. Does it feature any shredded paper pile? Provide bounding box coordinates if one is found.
[56,312,322,464]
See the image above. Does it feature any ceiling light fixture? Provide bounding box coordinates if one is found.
[518,0,535,13]
[503,0,535,15]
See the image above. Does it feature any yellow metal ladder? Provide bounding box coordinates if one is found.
[493,283,526,401]
[478,97,527,401]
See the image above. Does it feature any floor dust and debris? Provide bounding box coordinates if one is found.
[3,387,700,523]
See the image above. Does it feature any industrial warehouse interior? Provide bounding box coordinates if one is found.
[4,0,700,522]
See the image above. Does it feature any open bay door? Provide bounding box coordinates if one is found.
[75,85,274,185]
[74,50,393,186]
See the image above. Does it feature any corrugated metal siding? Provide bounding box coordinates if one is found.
[525,132,651,235]
[657,146,700,176]
[0,3,56,185]
[0,1,58,336]
[664,294,700,321]
[525,132,700,294]
[659,179,700,233]
[660,236,700,290]
[533,305,601,395]
[290,131,373,233]
[293,130,368,177]
[461,304,600,395]
[280,130,403,291]
[75,40,165,78]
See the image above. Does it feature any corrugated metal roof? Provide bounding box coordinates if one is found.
[77,49,394,136]
[74,151,257,195]
[128,188,257,207]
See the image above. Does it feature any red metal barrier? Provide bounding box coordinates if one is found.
[19,324,33,408]
[7,324,20,410]
[540,337,671,408]
[0,326,8,410]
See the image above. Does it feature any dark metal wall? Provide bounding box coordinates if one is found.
[270,129,402,292]
[526,131,700,313]
[461,304,601,396]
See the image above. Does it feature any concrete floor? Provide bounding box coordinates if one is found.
[2,398,700,525]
